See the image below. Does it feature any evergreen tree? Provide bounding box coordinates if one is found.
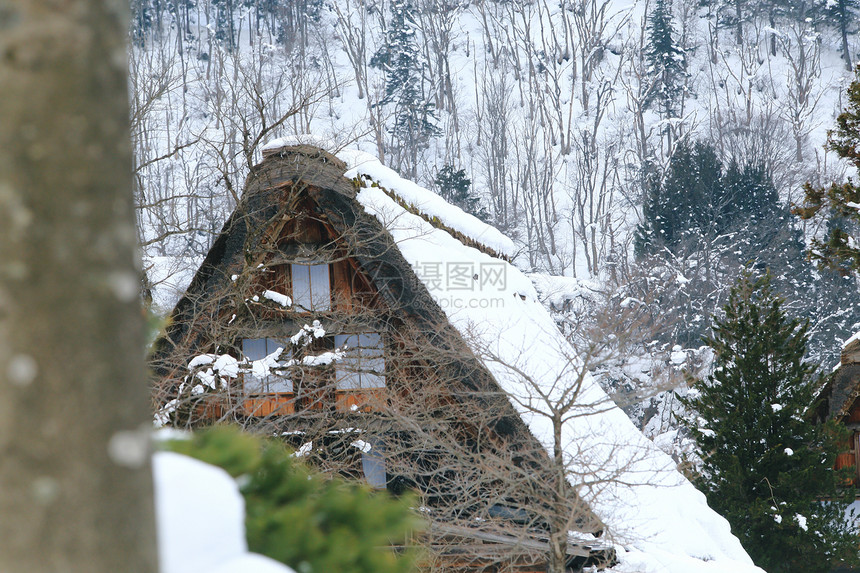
[644,0,686,120]
[721,160,779,227]
[434,165,489,221]
[681,271,859,573]
[370,0,439,178]
[801,210,860,367]
[797,66,860,274]
[635,142,723,255]
[169,427,423,573]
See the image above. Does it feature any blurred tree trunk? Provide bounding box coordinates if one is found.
[0,0,158,571]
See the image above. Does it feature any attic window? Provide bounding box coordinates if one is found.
[334,333,385,389]
[291,263,330,311]
[242,338,292,393]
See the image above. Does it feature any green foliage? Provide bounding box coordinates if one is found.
[167,426,423,573]
[434,165,489,221]
[644,0,686,117]
[796,66,860,275]
[681,271,859,573]
[636,141,781,256]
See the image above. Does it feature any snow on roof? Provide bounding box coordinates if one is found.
[349,151,762,573]
[338,149,517,258]
[261,134,337,155]
[844,329,860,349]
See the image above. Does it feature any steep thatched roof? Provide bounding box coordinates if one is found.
[151,145,607,544]
[816,336,860,422]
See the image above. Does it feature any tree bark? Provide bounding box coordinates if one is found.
[839,0,853,72]
[0,0,158,571]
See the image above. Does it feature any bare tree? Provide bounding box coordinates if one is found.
[770,20,823,164]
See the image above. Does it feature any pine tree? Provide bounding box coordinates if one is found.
[681,271,859,573]
[644,0,686,120]
[635,141,723,255]
[370,0,439,178]
[796,66,860,274]
[434,165,489,221]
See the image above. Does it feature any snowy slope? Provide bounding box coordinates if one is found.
[341,148,764,573]
[133,0,859,284]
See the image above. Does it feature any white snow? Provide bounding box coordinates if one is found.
[351,439,372,453]
[263,289,292,308]
[249,347,286,379]
[188,355,215,369]
[153,451,295,573]
[351,152,764,573]
[529,273,600,309]
[795,514,808,531]
[844,329,860,349]
[261,134,336,154]
[213,354,240,378]
[301,350,342,367]
[338,149,517,258]
[290,320,326,346]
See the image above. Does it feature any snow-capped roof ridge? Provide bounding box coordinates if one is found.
[355,172,514,262]
[337,148,518,259]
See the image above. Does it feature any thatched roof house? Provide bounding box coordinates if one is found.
[152,142,762,573]
[813,333,860,484]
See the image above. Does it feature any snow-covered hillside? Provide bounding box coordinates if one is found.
[135,0,859,370]
[132,0,858,282]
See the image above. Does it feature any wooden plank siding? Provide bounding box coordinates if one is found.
[836,400,860,486]
[243,395,296,416]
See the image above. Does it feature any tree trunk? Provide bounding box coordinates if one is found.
[839,0,853,72]
[0,0,158,571]
[734,0,743,45]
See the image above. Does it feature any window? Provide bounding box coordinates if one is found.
[291,263,330,311]
[361,439,387,489]
[242,338,292,393]
[334,333,385,389]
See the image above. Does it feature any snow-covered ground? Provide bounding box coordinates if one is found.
[154,451,295,573]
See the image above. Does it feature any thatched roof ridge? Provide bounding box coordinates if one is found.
[816,337,860,422]
[253,143,354,199]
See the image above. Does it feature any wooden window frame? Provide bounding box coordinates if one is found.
[291,262,331,311]
[241,337,293,394]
